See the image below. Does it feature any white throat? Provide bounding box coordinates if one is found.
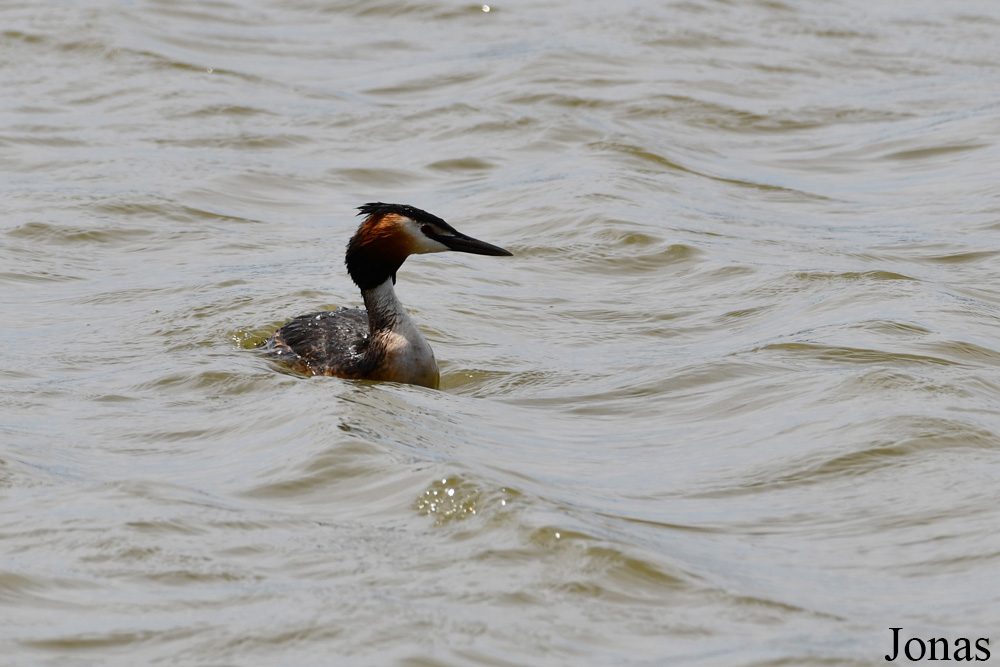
[362,279,439,387]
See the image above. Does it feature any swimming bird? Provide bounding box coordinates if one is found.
[263,203,512,388]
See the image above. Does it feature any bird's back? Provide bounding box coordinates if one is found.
[263,308,378,378]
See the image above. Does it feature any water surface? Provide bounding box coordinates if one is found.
[2,0,1000,665]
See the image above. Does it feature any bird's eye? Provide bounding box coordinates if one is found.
[421,225,433,236]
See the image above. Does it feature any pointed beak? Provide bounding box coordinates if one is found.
[433,230,513,256]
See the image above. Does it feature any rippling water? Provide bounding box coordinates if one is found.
[3,0,1000,664]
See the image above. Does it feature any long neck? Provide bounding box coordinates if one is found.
[361,279,410,334]
[358,277,439,388]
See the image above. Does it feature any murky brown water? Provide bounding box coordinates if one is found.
[3,0,1000,664]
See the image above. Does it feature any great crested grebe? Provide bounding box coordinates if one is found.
[263,203,512,388]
